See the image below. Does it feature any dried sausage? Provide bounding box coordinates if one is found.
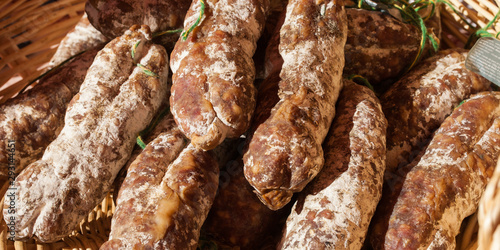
[243,0,348,210]
[3,25,169,242]
[170,0,269,150]
[278,80,387,249]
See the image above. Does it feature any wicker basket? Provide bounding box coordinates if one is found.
[0,0,499,249]
[1,194,114,250]
[479,157,500,250]
[0,0,86,104]
[441,0,500,48]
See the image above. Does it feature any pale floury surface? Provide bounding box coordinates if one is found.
[170,0,270,150]
[3,25,169,242]
[384,92,500,249]
[243,0,348,210]
[279,81,387,249]
[0,47,101,178]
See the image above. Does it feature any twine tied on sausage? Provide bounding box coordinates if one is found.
[152,0,206,40]
[351,0,440,75]
[465,10,500,48]
[134,0,206,150]
[130,40,160,79]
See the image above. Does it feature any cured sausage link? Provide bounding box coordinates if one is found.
[3,25,169,242]
[170,0,270,150]
[279,80,387,249]
[243,0,348,210]
[0,47,101,178]
[385,92,500,249]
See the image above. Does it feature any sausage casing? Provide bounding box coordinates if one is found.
[3,25,169,242]
[102,121,219,249]
[279,80,387,249]
[85,0,190,48]
[170,0,269,150]
[384,92,500,249]
[0,46,101,178]
[367,48,491,249]
[243,0,348,210]
[383,48,491,174]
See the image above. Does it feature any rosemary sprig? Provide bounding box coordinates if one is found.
[137,63,159,78]
[151,0,207,41]
[136,136,147,149]
[131,40,141,62]
[130,40,160,79]
[153,28,184,38]
[455,99,467,109]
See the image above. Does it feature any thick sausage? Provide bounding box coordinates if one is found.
[367,48,491,249]
[111,106,180,204]
[102,126,219,249]
[278,80,387,249]
[85,0,190,48]
[384,92,500,249]
[343,7,441,87]
[243,0,348,210]
[3,25,169,242]
[383,48,491,174]
[344,8,423,85]
[170,0,270,150]
[0,46,101,178]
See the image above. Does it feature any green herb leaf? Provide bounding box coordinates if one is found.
[135,106,171,150]
[136,135,147,149]
[137,63,159,78]
[153,28,184,38]
[131,40,141,61]
[181,0,206,41]
[348,74,376,93]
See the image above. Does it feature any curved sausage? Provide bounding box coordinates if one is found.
[279,80,387,249]
[3,25,169,242]
[385,92,500,249]
[243,0,348,210]
[170,0,270,150]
